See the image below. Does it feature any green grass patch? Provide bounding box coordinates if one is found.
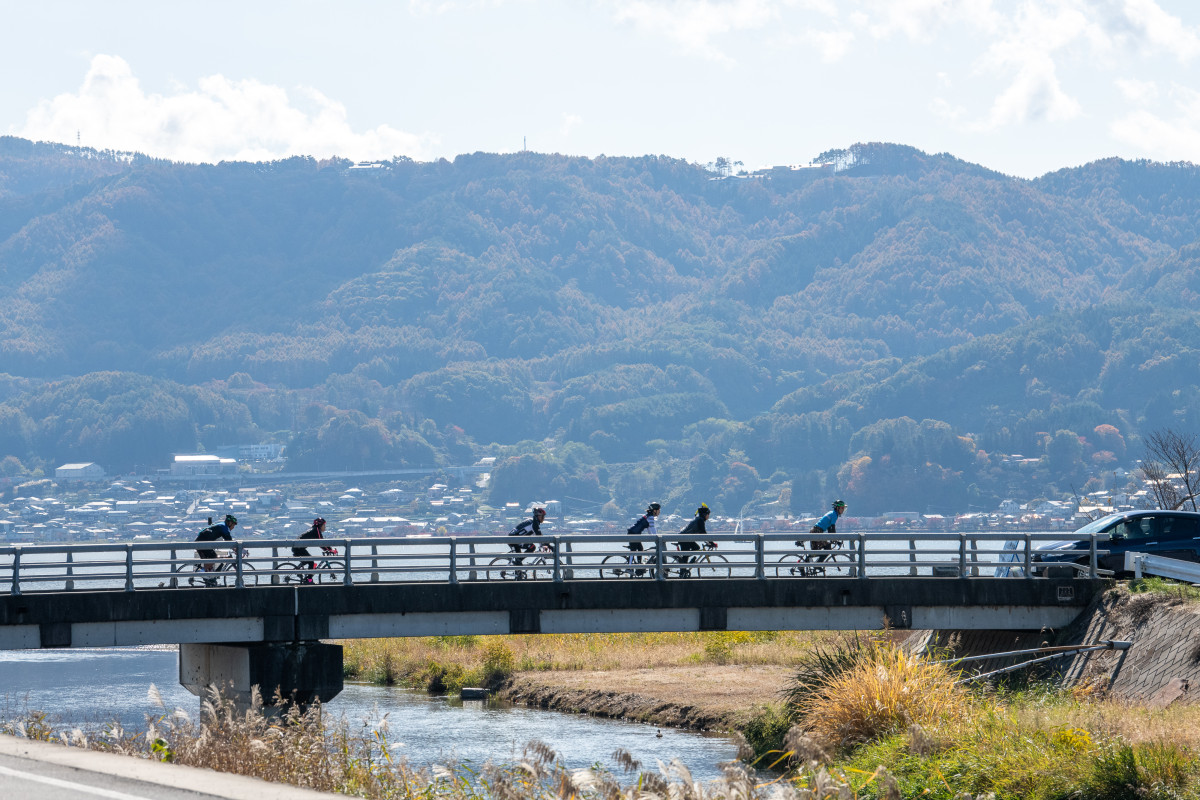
[1129,575,1200,603]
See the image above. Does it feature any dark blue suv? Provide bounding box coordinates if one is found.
[998,510,1200,576]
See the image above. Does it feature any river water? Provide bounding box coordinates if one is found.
[0,646,740,780]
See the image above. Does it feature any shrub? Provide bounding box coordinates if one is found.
[741,703,793,762]
[1089,739,1195,800]
[481,640,516,684]
[783,632,882,720]
[801,642,967,751]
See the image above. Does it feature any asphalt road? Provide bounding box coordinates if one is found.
[0,735,342,799]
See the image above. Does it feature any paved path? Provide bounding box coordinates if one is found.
[0,735,342,799]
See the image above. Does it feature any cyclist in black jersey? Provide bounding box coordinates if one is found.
[195,514,237,579]
[508,507,546,568]
[293,517,334,584]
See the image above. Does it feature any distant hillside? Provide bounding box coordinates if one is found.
[2,137,1199,515]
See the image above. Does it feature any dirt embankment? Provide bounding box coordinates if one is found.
[498,589,1200,731]
[499,665,793,732]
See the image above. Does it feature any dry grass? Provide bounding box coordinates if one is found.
[796,642,970,752]
[4,684,1000,800]
[343,631,834,691]
[1016,695,1200,749]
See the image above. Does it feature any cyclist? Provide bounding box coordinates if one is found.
[625,502,660,575]
[803,500,847,551]
[508,507,548,577]
[293,517,335,584]
[194,514,238,586]
[675,504,714,576]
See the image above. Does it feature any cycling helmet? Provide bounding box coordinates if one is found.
[832,500,846,510]
[697,503,710,516]
[647,502,661,513]
[534,507,546,517]
[225,514,238,525]
[313,517,326,527]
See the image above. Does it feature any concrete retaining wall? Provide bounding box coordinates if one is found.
[926,586,1200,706]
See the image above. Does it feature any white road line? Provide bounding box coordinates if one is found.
[0,763,157,800]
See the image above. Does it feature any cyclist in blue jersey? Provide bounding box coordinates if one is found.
[803,500,846,550]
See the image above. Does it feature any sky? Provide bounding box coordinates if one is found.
[3,0,1200,179]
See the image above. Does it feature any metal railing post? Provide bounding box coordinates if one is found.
[754,535,764,579]
[125,545,135,592]
[958,534,968,578]
[1023,533,1033,579]
[1089,534,1098,579]
[343,543,353,585]
[65,550,75,591]
[449,538,458,584]
[468,542,478,581]
[270,546,280,585]
[563,541,574,580]
[234,547,244,589]
[553,536,562,583]
[970,538,980,577]
[370,544,380,583]
[856,533,867,579]
[169,548,178,589]
[655,536,665,581]
[11,548,21,596]
[908,538,918,576]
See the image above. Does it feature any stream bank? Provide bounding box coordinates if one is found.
[498,664,793,733]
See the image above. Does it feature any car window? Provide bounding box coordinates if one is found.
[1108,518,1153,539]
[1160,516,1200,539]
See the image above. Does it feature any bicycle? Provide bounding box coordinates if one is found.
[188,549,258,587]
[488,543,553,580]
[662,541,730,579]
[600,543,656,578]
[278,547,343,584]
[774,539,856,578]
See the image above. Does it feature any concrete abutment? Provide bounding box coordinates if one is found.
[179,641,343,708]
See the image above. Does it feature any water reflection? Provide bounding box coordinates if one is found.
[0,647,739,780]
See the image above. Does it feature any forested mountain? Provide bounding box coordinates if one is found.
[2,137,1199,515]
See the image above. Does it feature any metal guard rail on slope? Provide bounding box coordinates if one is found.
[1124,551,1200,583]
[0,530,1110,595]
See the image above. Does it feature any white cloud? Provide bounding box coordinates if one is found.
[863,0,1001,42]
[607,0,784,63]
[15,54,431,163]
[981,56,1081,127]
[1115,77,1159,103]
[561,113,583,136]
[1092,0,1200,62]
[1110,84,1200,160]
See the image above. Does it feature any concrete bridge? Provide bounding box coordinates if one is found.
[0,531,1110,706]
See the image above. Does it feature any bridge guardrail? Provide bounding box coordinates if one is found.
[0,531,1109,595]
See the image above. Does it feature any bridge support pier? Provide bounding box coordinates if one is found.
[179,641,343,708]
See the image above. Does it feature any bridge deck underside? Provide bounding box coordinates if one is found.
[0,578,1102,649]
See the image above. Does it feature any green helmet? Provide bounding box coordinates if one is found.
[225,514,238,525]
[832,500,846,510]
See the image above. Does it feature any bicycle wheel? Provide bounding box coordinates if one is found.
[487,556,517,580]
[664,556,698,578]
[818,551,856,577]
[600,553,640,578]
[695,553,730,578]
[317,560,344,584]
[187,565,220,587]
[774,554,809,578]
[519,557,549,581]
[278,561,305,584]
[237,561,258,586]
